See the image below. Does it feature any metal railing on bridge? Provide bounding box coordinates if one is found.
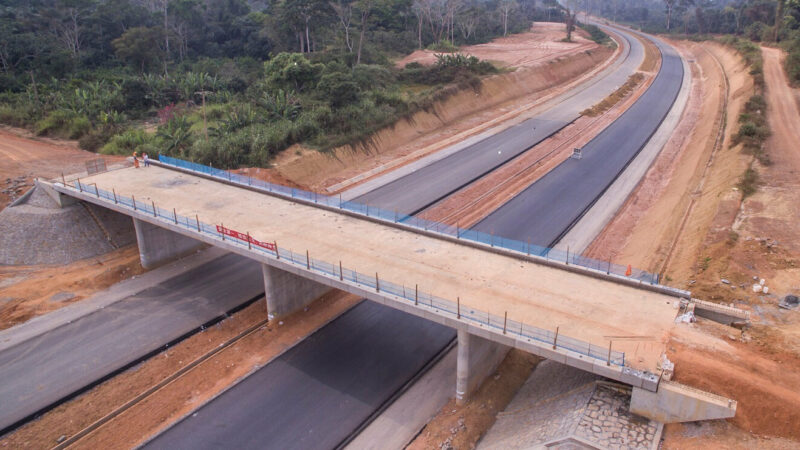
[64,178,627,368]
[157,155,659,285]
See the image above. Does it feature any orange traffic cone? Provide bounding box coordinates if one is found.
[625,264,632,276]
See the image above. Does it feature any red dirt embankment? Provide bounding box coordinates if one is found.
[586,39,800,446]
[272,41,614,191]
[397,23,595,68]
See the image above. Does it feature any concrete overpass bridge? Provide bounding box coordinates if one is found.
[42,156,737,424]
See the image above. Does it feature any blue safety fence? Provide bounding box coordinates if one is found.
[66,178,626,367]
[157,154,658,285]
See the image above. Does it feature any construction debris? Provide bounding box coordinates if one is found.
[779,295,799,310]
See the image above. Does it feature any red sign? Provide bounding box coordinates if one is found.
[216,225,276,251]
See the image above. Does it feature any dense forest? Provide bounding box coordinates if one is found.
[573,0,800,85]
[0,0,571,167]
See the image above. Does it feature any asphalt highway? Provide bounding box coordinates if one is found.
[140,25,668,449]
[355,24,644,215]
[0,253,264,434]
[474,34,684,248]
[145,301,456,450]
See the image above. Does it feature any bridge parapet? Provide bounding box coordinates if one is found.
[154,156,689,299]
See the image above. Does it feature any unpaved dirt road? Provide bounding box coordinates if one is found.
[0,127,121,209]
[397,23,595,68]
[762,47,800,172]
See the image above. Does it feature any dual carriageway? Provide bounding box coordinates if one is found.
[0,21,729,448]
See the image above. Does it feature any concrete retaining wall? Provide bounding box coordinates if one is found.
[630,381,737,423]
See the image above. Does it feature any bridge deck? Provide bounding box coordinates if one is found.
[75,165,678,372]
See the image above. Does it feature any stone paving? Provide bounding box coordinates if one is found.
[478,361,661,450]
[574,383,659,449]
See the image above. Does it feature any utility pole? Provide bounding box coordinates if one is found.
[196,90,210,141]
[28,71,39,105]
[163,0,170,77]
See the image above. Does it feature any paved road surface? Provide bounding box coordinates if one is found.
[0,253,263,433]
[145,301,456,450]
[474,34,684,248]
[355,24,644,215]
[142,25,668,450]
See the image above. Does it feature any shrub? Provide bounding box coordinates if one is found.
[352,65,395,90]
[738,166,759,198]
[580,23,610,45]
[317,72,360,107]
[745,22,766,42]
[0,105,30,127]
[101,129,153,155]
[79,126,117,151]
[427,40,459,53]
[35,111,91,139]
[264,53,323,93]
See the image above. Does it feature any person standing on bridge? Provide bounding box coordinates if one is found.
[143,152,150,167]
[132,151,140,168]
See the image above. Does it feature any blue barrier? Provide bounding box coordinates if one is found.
[157,154,658,285]
[67,178,626,367]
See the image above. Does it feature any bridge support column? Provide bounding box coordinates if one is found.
[456,329,510,405]
[262,264,332,319]
[133,218,204,269]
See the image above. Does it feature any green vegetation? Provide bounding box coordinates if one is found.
[738,165,760,198]
[0,0,568,169]
[579,23,611,45]
[590,1,800,88]
[718,35,764,88]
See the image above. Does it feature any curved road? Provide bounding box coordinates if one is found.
[142,25,685,450]
[355,23,644,215]
[474,33,684,248]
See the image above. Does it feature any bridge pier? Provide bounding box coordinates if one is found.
[133,218,205,269]
[262,264,332,319]
[456,329,510,405]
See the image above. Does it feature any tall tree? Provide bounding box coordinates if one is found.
[500,0,518,37]
[356,0,371,64]
[331,0,355,52]
[664,0,677,30]
[112,26,163,72]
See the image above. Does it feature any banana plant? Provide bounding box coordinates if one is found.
[156,115,193,155]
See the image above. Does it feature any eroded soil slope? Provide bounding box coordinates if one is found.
[588,40,800,445]
[270,29,615,191]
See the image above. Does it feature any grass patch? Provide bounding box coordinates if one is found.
[35,111,91,139]
[581,73,645,117]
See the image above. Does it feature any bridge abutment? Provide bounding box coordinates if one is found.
[133,218,205,269]
[262,264,332,319]
[456,329,510,405]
